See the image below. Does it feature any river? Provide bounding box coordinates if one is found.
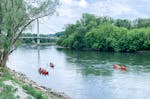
[7,45,150,99]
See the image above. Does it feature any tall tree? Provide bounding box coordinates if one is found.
[0,0,2,34]
[134,18,150,28]
[0,0,3,66]
[0,0,59,67]
[114,19,131,29]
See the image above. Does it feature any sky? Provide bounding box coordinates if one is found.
[28,0,150,34]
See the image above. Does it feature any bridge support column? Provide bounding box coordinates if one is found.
[37,18,40,45]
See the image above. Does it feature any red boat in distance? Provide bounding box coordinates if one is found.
[120,66,127,71]
[113,64,127,71]
[38,68,49,76]
[50,62,54,68]
[113,64,121,69]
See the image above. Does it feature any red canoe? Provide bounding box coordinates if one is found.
[120,66,127,71]
[38,68,49,75]
[113,64,127,71]
[113,64,121,69]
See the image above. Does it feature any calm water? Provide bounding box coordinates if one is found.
[7,45,150,99]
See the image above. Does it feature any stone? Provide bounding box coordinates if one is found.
[0,72,3,77]
[0,87,3,92]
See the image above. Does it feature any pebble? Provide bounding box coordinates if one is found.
[0,72,3,77]
[0,87,3,92]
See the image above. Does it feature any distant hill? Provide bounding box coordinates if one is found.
[54,31,65,37]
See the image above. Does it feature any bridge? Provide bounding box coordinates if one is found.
[19,36,57,39]
[20,19,59,45]
[19,36,58,45]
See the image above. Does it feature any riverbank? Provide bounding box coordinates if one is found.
[137,50,150,53]
[0,67,72,99]
[56,45,150,53]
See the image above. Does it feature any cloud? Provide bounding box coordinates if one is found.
[60,0,73,6]
[27,0,150,34]
[58,8,75,18]
[79,0,88,8]
[86,0,147,19]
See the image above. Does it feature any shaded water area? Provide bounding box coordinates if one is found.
[7,45,150,99]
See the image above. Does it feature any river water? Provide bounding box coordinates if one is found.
[7,45,150,99]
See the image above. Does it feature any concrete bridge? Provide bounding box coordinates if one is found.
[19,36,57,39]
[19,36,58,45]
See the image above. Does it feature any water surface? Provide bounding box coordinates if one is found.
[7,45,150,99]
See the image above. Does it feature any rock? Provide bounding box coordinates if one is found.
[32,84,46,91]
[0,72,3,77]
[40,85,47,89]
[50,91,72,99]
[0,87,3,92]
[8,68,73,99]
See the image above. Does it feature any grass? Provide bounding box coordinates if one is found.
[22,85,48,99]
[0,68,16,99]
[0,67,48,99]
[0,81,16,99]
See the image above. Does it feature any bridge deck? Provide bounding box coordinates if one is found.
[19,36,57,39]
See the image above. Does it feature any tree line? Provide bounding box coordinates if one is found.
[57,13,150,52]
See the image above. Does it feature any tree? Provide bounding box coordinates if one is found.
[58,13,150,52]
[134,18,150,28]
[0,0,59,67]
[114,19,132,29]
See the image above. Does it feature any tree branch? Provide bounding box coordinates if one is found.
[12,14,50,45]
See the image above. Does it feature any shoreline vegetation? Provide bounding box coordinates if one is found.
[56,45,150,54]
[57,13,150,52]
[0,67,72,99]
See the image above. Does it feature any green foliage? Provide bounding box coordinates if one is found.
[55,31,65,37]
[0,82,16,99]
[114,19,132,29]
[0,0,59,67]
[0,68,13,81]
[134,18,150,28]
[57,13,150,52]
[22,85,48,99]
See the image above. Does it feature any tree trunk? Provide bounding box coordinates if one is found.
[0,0,2,65]
[0,47,2,65]
[0,42,11,67]
[0,50,9,67]
[1,58,8,67]
[0,0,2,35]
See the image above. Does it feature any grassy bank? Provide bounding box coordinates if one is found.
[0,67,48,99]
[0,67,70,99]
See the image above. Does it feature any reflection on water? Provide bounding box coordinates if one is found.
[59,48,150,74]
[7,45,150,99]
[37,46,41,67]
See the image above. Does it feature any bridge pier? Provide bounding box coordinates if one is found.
[37,18,40,45]
[37,38,40,45]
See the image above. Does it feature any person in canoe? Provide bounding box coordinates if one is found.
[38,68,49,75]
[49,62,54,68]
[113,64,127,71]
[113,64,121,69]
